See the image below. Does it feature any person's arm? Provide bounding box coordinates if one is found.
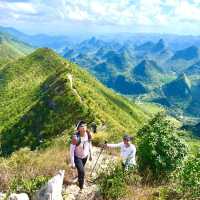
[70,144,76,167]
[70,136,77,167]
[107,142,122,148]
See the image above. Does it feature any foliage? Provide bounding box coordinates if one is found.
[137,112,188,181]
[97,162,127,200]
[175,154,200,199]
[92,131,110,146]
[10,176,49,196]
[155,187,181,200]
[97,162,141,200]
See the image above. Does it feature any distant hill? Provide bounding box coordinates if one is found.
[135,41,155,52]
[171,46,200,61]
[1,26,200,135]
[184,61,200,76]
[183,122,200,137]
[135,39,167,54]
[111,75,147,95]
[0,31,33,66]
[144,74,200,117]
[163,73,191,100]
[0,26,71,51]
[167,46,200,73]
[151,39,166,53]
[132,59,164,82]
[0,48,150,155]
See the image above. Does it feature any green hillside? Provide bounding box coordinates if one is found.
[0,48,151,155]
[0,32,33,67]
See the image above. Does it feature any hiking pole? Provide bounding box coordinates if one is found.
[90,141,107,177]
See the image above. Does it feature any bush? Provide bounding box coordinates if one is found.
[96,162,141,199]
[137,112,188,181]
[97,162,127,200]
[176,154,200,199]
[92,131,110,146]
[10,176,49,197]
[157,187,181,200]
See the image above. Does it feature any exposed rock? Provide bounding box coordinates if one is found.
[63,184,97,200]
[34,170,65,200]
[8,193,29,200]
[0,192,6,200]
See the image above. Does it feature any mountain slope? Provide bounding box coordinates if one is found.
[0,32,33,66]
[0,26,71,51]
[184,61,200,76]
[0,48,150,155]
[167,46,200,73]
[171,46,200,61]
[132,60,164,82]
[163,73,191,100]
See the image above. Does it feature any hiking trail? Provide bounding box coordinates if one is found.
[67,73,83,103]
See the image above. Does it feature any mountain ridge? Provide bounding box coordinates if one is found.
[0,48,151,155]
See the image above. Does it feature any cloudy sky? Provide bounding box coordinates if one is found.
[0,0,200,36]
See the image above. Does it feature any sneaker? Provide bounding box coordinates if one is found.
[79,188,83,193]
[72,176,78,183]
[82,184,87,189]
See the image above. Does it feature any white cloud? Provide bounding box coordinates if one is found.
[174,0,200,22]
[0,1,37,14]
[90,1,107,16]
[0,0,200,35]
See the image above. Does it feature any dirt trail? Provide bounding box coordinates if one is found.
[67,73,83,103]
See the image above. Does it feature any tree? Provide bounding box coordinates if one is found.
[137,112,188,181]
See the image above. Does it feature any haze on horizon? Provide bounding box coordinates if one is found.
[0,0,200,37]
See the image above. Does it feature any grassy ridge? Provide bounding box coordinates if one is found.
[0,48,151,155]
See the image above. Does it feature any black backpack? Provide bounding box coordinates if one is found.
[74,130,92,146]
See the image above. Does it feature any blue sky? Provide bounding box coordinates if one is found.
[0,0,200,36]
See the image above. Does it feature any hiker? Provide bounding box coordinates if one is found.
[91,122,97,133]
[70,120,92,190]
[104,134,136,170]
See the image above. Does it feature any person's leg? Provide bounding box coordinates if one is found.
[74,156,85,189]
[122,162,125,171]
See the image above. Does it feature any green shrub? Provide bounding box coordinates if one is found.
[97,162,127,200]
[10,176,49,196]
[97,162,141,199]
[137,112,188,181]
[157,187,181,200]
[124,167,142,186]
[176,154,200,199]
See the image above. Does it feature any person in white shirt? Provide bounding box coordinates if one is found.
[70,121,92,190]
[104,134,136,170]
